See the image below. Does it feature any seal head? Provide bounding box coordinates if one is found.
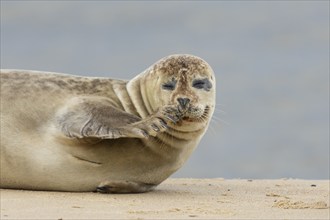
[128,54,216,132]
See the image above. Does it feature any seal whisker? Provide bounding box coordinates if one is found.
[214,107,226,114]
[215,104,226,107]
[212,115,230,126]
[207,121,218,136]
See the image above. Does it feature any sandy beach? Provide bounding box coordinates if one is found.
[1,178,329,219]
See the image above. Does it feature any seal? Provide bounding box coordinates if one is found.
[0,54,216,193]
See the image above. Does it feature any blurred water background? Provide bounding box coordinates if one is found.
[1,1,329,179]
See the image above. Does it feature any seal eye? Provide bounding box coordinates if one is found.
[162,81,176,91]
[192,80,205,89]
[192,78,212,91]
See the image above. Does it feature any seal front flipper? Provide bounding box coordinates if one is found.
[56,96,147,139]
[122,114,169,138]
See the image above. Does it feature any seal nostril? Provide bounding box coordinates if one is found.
[177,98,190,108]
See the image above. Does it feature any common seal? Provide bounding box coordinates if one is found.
[0,54,216,193]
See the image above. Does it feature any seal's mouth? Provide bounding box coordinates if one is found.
[181,105,210,122]
[162,105,210,124]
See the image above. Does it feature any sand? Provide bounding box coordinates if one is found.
[1,178,329,219]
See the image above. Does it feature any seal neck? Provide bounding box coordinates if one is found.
[126,72,153,118]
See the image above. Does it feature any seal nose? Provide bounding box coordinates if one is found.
[177,98,190,109]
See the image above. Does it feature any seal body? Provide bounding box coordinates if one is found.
[0,54,216,193]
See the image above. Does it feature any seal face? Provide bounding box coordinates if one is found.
[0,54,216,193]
